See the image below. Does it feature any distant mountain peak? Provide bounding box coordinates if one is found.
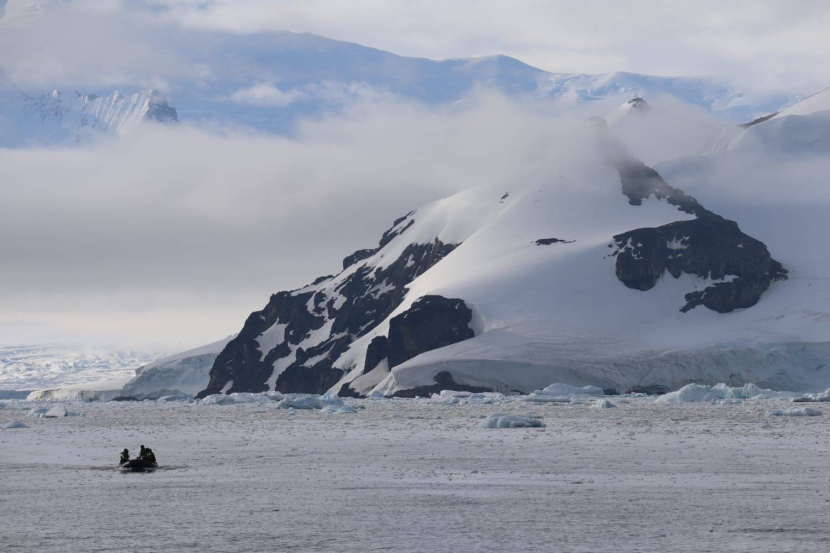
[0,80,179,147]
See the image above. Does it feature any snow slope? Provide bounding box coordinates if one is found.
[708,88,830,154]
[121,335,235,399]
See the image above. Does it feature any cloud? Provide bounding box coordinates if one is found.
[229,81,383,107]
[0,92,590,347]
[146,0,830,93]
[2,0,829,94]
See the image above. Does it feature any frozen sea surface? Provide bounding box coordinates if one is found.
[1,397,829,552]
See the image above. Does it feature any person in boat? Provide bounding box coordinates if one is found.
[139,445,147,460]
[144,448,157,464]
[119,448,130,464]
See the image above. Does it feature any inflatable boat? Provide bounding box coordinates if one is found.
[120,458,158,472]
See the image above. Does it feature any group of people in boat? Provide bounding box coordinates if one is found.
[119,445,157,465]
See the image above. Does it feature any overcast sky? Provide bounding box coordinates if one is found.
[1,0,829,349]
[1,0,829,93]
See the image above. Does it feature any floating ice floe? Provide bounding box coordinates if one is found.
[481,413,545,429]
[793,388,830,403]
[276,395,323,410]
[4,420,27,429]
[199,394,236,405]
[765,407,822,417]
[276,394,346,410]
[432,391,506,405]
[44,406,68,418]
[228,393,272,404]
[655,383,798,404]
[591,399,617,409]
[523,383,604,403]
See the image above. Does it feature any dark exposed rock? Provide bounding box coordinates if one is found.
[379,212,415,248]
[111,396,140,402]
[616,159,703,215]
[277,361,344,395]
[623,97,650,114]
[610,158,787,313]
[535,237,575,246]
[198,290,324,397]
[199,224,460,397]
[739,112,778,129]
[337,382,363,398]
[387,295,476,368]
[602,388,620,396]
[342,248,378,270]
[363,335,388,374]
[391,371,492,398]
[144,102,179,125]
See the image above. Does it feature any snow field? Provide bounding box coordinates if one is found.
[2,395,830,552]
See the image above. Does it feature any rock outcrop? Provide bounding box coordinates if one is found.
[611,158,786,312]
[198,212,460,398]
[387,296,476,368]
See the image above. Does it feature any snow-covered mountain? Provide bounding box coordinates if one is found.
[133,97,825,400]
[709,87,830,154]
[0,70,178,146]
[158,32,794,133]
[0,29,796,146]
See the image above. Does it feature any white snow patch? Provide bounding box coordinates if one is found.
[765,407,822,417]
[666,237,689,250]
[256,323,287,361]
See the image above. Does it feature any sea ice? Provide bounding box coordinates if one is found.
[481,413,545,428]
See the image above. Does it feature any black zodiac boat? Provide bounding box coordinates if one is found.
[120,459,158,472]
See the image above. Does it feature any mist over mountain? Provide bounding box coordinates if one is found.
[0,29,797,147]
